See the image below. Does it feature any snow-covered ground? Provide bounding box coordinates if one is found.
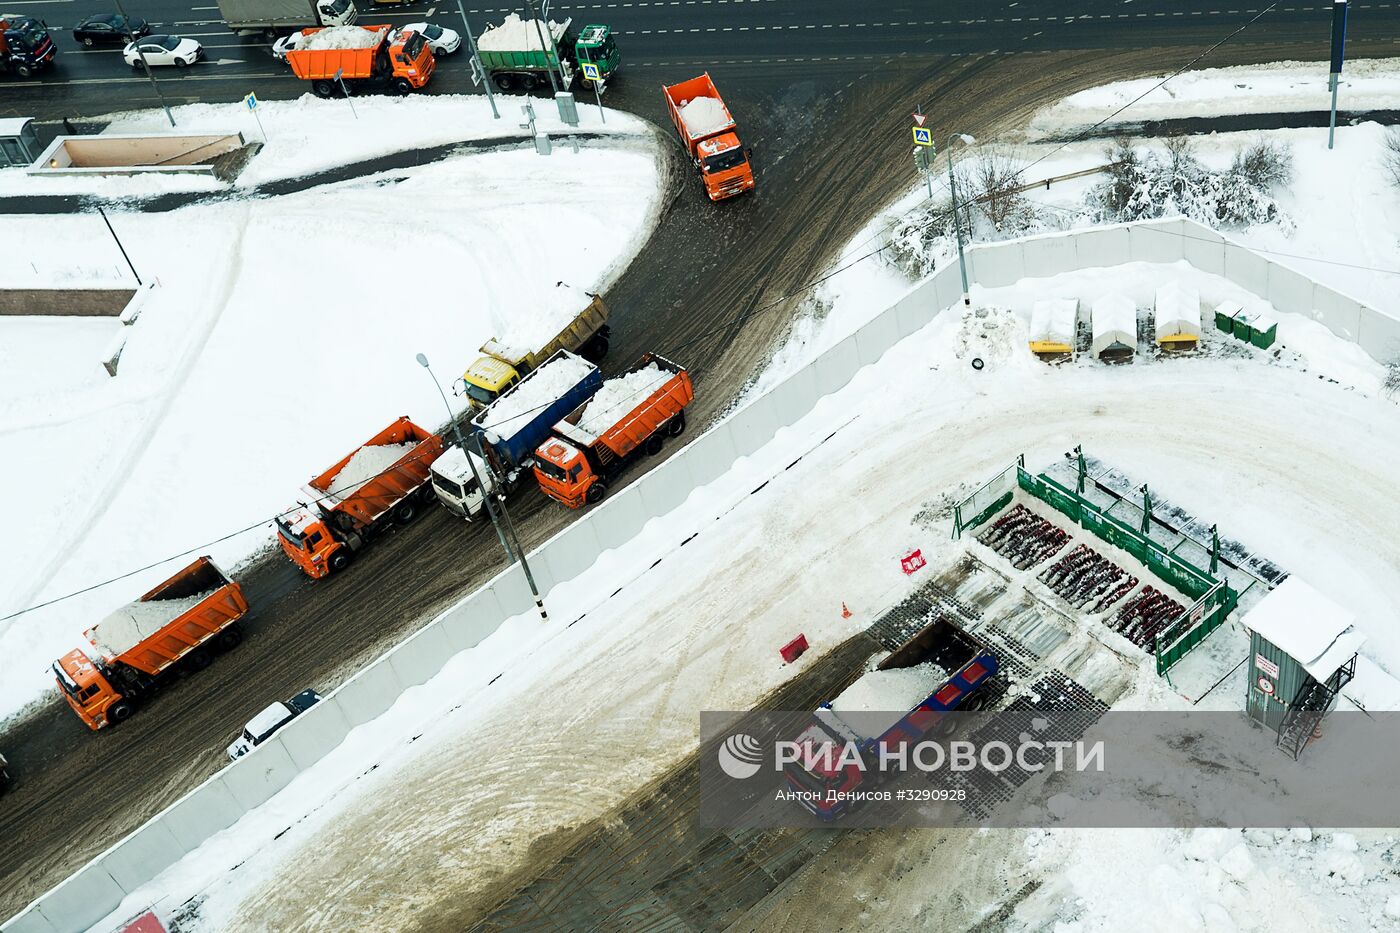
[86,254,1400,930]
[0,92,642,197]
[0,125,662,722]
[1028,58,1400,137]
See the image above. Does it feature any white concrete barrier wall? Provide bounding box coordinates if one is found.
[10,217,1398,933]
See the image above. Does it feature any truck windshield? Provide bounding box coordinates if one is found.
[432,471,466,500]
[10,20,47,49]
[703,149,748,174]
[464,381,497,406]
[275,519,304,550]
[400,32,426,60]
[327,0,352,13]
[535,458,568,482]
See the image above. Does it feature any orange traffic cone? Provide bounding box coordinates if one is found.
[841,602,852,619]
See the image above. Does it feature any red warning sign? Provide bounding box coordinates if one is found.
[901,549,927,575]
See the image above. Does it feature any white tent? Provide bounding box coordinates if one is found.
[1029,298,1079,355]
[1154,281,1202,347]
[1091,294,1137,360]
[1246,578,1365,682]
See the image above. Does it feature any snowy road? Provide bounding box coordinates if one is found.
[122,292,1400,931]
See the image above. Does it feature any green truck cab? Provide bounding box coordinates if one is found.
[476,16,619,92]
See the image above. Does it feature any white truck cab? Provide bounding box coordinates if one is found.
[429,445,498,519]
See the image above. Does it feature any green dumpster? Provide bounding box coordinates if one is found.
[1232,311,1255,341]
[1214,300,1242,334]
[1250,314,1278,349]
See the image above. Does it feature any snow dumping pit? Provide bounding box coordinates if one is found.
[329,442,416,497]
[678,97,731,138]
[577,364,671,436]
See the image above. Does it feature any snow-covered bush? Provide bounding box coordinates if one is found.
[1385,358,1400,399]
[1092,135,1293,230]
[1384,127,1400,189]
[968,147,1038,234]
[883,199,966,280]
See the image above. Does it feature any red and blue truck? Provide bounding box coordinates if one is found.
[782,616,998,821]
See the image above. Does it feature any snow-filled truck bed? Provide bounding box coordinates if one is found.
[533,353,693,508]
[53,557,249,730]
[662,73,755,202]
[285,23,387,79]
[277,416,443,578]
[472,350,603,475]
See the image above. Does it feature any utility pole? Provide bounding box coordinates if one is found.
[456,0,499,119]
[522,0,561,93]
[1328,0,1349,149]
[111,0,174,127]
[946,133,975,307]
[416,354,549,623]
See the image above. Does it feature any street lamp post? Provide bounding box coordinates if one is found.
[416,354,549,623]
[455,1,499,119]
[111,0,174,127]
[946,133,975,307]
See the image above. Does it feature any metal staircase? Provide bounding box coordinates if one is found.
[1276,657,1357,760]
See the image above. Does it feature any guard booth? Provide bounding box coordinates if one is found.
[1244,577,1364,758]
[0,117,41,167]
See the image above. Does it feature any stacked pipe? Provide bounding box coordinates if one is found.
[1109,586,1186,651]
[1037,544,1134,610]
[977,505,1070,569]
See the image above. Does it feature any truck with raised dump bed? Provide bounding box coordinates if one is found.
[533,353,692,508]
[432,350,602,518]
[277,416,443,577]
[456,285,610,414]
[1,15,57,78]
[284,23,432,97]
[216,0,355,38]
[475,14,619,92]
[52,557,249,731]
[782,616,998,821]
[663,73,755,202]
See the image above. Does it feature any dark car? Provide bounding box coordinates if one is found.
[72,13,149,47]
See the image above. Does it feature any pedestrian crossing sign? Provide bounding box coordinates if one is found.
[581,62,601,82]
[911,126,933,147]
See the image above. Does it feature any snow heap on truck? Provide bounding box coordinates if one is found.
[820,660,951,741]
[477,13,567,51]
[477,352,596,435]
[303,24,381,50]
[577,363,673,436]
[90,591,215,658]
[329,442,418,498]
[677,97,730,137]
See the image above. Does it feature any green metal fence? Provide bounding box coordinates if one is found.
[952,457,1021,539]
[1155,580,1232,674]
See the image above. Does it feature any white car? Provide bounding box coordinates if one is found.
[123,34,203,68]
[226,689,322,761]
[394,22,460,56]
[271,30,304,62]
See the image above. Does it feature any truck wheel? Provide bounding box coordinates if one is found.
[16,64,32,78]
[186,648,212,672]
[312,80,336,99]
[585,482,607,505]
[493,73,515,92]
[82,37,94,47]
[392,77,413,95]
[393,500,418,526]
[519,74,538,91]
[583,336,609,363]
[215,626,243,652]
[963,692,990,713]
[109,703,133,724]
[645,435,664,457]
[328,550,352,573]
[668,413,686,438]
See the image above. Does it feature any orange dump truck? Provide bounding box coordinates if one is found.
[53,557,249,731]
[533,353,692,508]
[662,73,755,201]
[277,416,443,578]
[285,23,433,97]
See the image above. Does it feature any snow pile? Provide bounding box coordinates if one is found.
[477,13,564,52]
[1029,298,1078,346]
[825,661,949,739]
[677,96,731,138]
[91,591,214,657]
[475,353,595,435]
[489,282,595,361]
[327,442,416,497]
[1029,58,1400,137]
[577,364,671,436]
[302,25,381,51]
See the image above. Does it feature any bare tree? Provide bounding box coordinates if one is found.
[967,147,1036,233]
[1384,127,1400,190]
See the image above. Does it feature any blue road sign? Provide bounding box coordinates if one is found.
[911,126,933,147]
[581,61,601,82]
[244,91,258,111]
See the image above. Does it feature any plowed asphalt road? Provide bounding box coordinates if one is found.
[3,0,1399,920]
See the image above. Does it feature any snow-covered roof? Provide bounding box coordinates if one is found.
[430,445,486,484]
[1029,298,1079,347]
[1246,577,1366,681]
[1154,282,1201,341]
[246,701,295,740]
[0,118,33,137]
[1091,294,1137,356]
